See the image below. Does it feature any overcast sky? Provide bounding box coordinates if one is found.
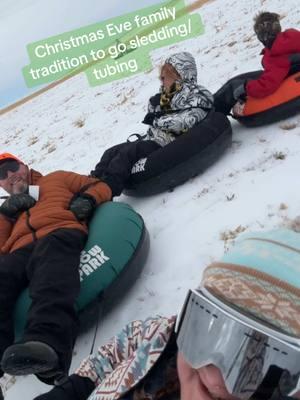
[0,0,160,109]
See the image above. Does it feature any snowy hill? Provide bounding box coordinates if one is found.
[1,0,300,398]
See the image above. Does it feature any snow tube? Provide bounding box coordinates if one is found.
[124,112,232,196]
[236,71,300,127]
[14,202,149,340]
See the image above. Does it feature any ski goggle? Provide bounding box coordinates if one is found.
[0,160,20,180]
[176,288,300,400]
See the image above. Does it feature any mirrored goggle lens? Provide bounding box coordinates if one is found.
[0,160,20,180]
[176,289,300,399]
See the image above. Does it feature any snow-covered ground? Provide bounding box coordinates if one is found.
[1,0,300,397]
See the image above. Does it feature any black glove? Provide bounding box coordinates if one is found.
[69,193,96,221]
[142,112,156,126]
[289,53,300,64]
[142,112,163,126]
[33,374,94,400]
[149,93,161,107]
[0,193,36,219]
[233,82,247,103]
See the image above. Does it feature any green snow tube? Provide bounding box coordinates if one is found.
[14,201,149,340]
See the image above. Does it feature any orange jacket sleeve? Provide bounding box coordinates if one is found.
[62,171,112,204]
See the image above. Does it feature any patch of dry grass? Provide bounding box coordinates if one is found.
[73,117,85,128]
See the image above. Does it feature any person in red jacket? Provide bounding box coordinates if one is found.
[214,12,300,115]
[246,12,300,98]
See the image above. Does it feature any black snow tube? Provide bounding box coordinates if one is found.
[124,112,232,196]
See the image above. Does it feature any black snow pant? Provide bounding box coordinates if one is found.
[0,228,86,377]
[91,139,161,196]
[213,70,262,115]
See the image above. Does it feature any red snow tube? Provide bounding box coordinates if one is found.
[237,72,300,127]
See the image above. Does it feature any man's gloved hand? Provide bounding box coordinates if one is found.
[233,82,247,103]
[289,53,300,64]
[33,374,94,400]
[142,112,163,126]
[69,193,96,221]
[0,193,36,219]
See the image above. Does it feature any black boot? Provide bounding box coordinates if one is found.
[1,341,59,376]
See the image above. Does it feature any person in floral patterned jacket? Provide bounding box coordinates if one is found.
[34,315,178,400]
[34,227,300,400]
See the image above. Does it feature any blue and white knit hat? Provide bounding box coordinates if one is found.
[202,229,300,336]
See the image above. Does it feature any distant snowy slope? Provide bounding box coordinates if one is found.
[1,0,300,398]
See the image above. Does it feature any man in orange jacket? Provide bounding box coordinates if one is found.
[214,12,300,115]
[0,153,111,391]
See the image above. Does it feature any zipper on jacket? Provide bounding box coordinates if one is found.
[25,210,37,242]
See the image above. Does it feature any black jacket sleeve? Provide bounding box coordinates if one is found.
[33,374,94,400]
